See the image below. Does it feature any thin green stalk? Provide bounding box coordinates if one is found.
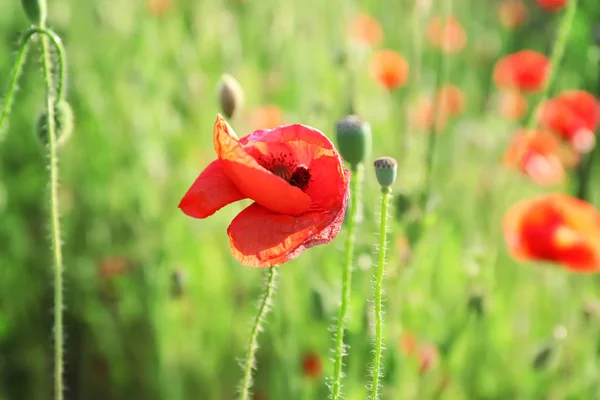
[524,0,578,133]
[239,266,279,400]
[331,163,363,400]
[421,0,453,208]
[0,27,67,143]
[369,188,392,400]
[38,16,66,400]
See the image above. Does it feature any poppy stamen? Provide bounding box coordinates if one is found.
[290,166,311,190]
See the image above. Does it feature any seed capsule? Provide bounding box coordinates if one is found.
[373,156,398,190]
[335,115,372,167]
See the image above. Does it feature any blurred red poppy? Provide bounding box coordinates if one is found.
[503,129,570,185]
[179,115,350,267]
[498,0,527,29]
[349,13,383,46]
[399,332,438,375]
[427,16,467,53]
[249,105,284,131]
[301,351,323,379]
[369,50,409,90]
[493,50,549,92]
[504,193,600,272]
[539,90,599,153]
[148,0,171,16]
[497,90,528,120]
[536,0,568,12]
[408,95,448,132]
[436,84,466,116]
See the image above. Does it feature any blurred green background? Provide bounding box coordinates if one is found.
[2,0,600,399]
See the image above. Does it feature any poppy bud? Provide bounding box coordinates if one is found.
[21,0,46,24]
[36,100,74,148]
[532,343,554,370]
[582,300,600,323]
[394,193,412,221]
[335,115,372,167]
[373,156,398,191]
[467,288,485,317]
[170,268,188,298]
[217,74,244,119]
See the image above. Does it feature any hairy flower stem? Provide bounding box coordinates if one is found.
[331,163,363,400]
[0,27,65,142]
[239,266,279,400]
[369,188,392,400]
[37,11,66,400]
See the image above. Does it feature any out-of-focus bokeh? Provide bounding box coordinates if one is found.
[2,0,600,399]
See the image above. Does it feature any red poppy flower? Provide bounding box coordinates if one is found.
[504,193,600,272]
[408,95,449,132]
[503,129,571,186]
[539,90,599,153]
[418,344,439,374]
[369,50,410,90]
[427,16,467,53]
[301,351,323,379]
[498,0,527,29]
[436,84,466,116]
[493,50,549,93]
[536,0,568,12]
[349,13,383,46]
[179,115,350,267]
[496,90,528,120]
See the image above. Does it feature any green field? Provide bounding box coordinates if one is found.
[2,0,600,399]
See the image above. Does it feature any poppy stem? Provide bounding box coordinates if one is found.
[369,188,392,400]
[524,0,578,133]
[239,266,279,400]
[38,18,67,400]
[331,163,363,400]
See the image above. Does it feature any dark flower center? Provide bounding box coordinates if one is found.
[258,153,312,191]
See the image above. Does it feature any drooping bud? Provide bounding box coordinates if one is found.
[217,74,244,119]
[21,0,46,24]
[36,100,74,148]
[335,115,372,167]
[373,156,398,192]
[532,343,554,370]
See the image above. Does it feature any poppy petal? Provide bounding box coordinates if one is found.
[227,195,348,268]
[213,115,311,216]
[178,160,246,219]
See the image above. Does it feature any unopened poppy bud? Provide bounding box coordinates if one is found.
[21,0,46,24]
[217,74,244,119]
[36,100,74,148]
[532,343,554,370]
[335,115,372,167]
[467,288,485,317]
[170,268,188,298]
[373,156,398,191]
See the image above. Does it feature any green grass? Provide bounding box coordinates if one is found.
[1,0,600,399]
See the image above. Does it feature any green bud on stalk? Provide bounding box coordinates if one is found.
[335,115,371,167]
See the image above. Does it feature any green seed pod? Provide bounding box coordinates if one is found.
[373,156,398,191]
[335,115,372,167]
[36,100,74,148]
[217,74,244,119]
[21,0,46,24]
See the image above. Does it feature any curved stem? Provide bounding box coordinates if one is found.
[0,26,67,142]
[331,163,363,400]
[239,266,279,400]
[369,189,391,400]
[39,19,65,400]
[0,41,30,141]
